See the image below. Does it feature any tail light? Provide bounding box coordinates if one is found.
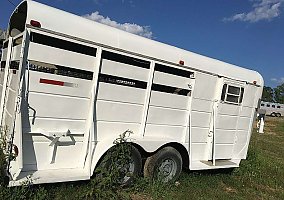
[30,20,41,28]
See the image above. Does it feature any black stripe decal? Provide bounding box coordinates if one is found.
[99,74,147,89]
[155,63,194,78]
[102,51,150,69]
[152,83,191,96]
[29,62,93,80]
[30,32,97,57]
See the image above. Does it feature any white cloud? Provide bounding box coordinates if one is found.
[83,11,153,38]
[271,77,284,84]
[224,0,284,23]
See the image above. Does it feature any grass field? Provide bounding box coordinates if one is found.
[1,117,283,200]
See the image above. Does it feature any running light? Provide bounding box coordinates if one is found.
[179,60,185,65]
[30,20,41,28]
[253,81,257,85]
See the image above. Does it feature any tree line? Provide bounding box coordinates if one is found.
[262,83,284,104]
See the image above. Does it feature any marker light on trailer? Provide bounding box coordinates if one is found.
[30,20,41,28]
[179,60,185,65]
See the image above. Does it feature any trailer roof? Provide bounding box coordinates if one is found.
[11,0,263,85]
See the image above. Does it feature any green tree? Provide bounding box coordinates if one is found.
[274,83,284,104]
[0,29,6,40]
[0,29,6,50]
[262,86,274,102]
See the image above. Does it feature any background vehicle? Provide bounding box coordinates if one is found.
[260,101,284,117]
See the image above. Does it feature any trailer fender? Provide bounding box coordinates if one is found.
[134,140,190,168]
[131,134,186,153]
[90,133,188,175]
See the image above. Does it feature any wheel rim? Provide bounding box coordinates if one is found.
[118,159,135,184]
[157,158,177,182]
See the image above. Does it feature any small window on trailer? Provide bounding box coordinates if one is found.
[277,105,281,108]
[221,84,244,104]
[272,105,275,108]
[30,32,97,56]
[101,50,150,69]
[267,104,270,107]
[261,103,265,106]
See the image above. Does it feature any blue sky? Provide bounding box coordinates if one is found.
[0,0,283,87]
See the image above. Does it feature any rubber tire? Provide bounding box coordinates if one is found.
[96,145,142,186]
[144,146,182,183]
[276,113,281,117]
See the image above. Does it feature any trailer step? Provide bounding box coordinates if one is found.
[9,168,90,186]
[190,159,240,170]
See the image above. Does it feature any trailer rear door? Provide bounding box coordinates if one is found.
[0,32,28,179]
[22,30,97,171]
[208,78,245,162]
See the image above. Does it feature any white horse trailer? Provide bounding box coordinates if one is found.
[260,101,284,117]
[0,1,263,186]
